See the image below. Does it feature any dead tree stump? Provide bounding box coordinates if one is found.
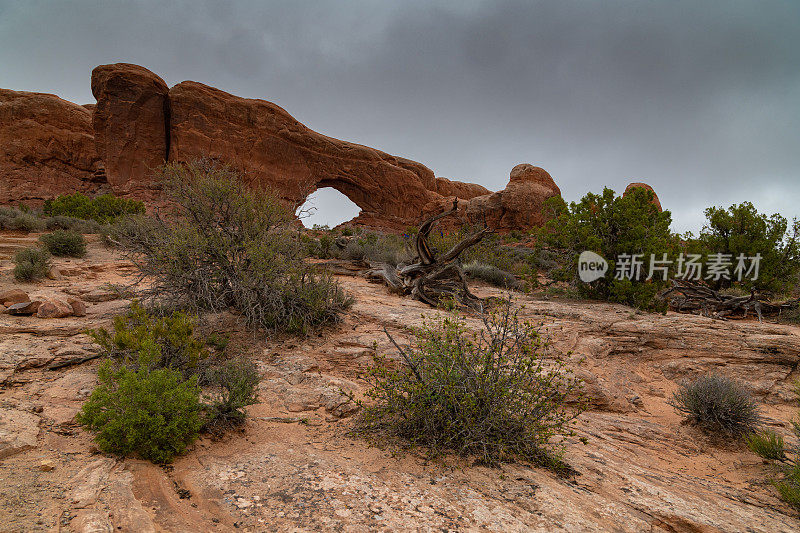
[365,200,490,310]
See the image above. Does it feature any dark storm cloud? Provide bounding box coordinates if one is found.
[1,0,798,231]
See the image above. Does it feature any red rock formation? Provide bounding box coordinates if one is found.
[459,164,562,231]
[0,89,103,205]
[623,182,662,211]
[433,178,490,200]
[2,63,565,233]
[91,63,169,197]
[167,80,446,230]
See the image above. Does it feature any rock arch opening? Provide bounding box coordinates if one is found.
[296,187,362,229]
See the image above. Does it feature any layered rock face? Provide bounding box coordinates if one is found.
[91,63,169,198]
[0,89,104,205]
[167,80,442,229]
[623,182,662,211]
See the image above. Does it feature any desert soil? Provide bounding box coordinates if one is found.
[1,233,799,532]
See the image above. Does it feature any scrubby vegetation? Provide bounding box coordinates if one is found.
[76,363,203,464]
[0,207,46,232]
[0,204,109,234]
[203,358,260,431]
[112,160,352,334]
[39,230,87,257]
[89,301,208,380]
[12,246,51,282]
[670,373,761,437]
[80,302,260,463]
[44,215,103,234]
[538,187,676,310]
[536,187,800,311]
[747,382,800,511]
[694,201,800,293]
[463,260,521,289]
[43,192,145,224]
[357,299,584,471]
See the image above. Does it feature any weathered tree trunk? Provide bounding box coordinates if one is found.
[365,200,490,311]
[659,279,798,322]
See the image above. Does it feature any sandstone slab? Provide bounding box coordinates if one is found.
[0,408,39,459]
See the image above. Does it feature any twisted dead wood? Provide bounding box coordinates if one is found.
[659,279,798,322]
[365,200,490,311]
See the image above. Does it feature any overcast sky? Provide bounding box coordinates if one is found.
[1,1,798,231]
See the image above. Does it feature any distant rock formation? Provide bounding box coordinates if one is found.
[1,63,568,231]
[0,89,104,205]
[623,182,662,212]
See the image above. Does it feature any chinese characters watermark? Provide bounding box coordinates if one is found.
[579,252,762,282]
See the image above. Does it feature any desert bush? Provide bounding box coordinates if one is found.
[536,188,677,310]
[12,247,51,282]
[43,192,145,223]
[693,202,800,293]
[429,229,521,275]
[747,381,800,511]
[337,231,413,266]
[203,358,260,430]
[670,373,760,437]
[746,430,786,461]
[39,230,87,257]
[44,215,104,234]
[89,301,208,379]
[112,160,352,334]
[0,207,46,232]
[357,299,584,470]
[463,261,521,289]
[76,362,202,464]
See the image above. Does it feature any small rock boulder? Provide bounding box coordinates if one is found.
[6,300,42,316]
[68,297,87,317]
[0,289,29,307]
[36,299,74,319]
[623,182,662,212]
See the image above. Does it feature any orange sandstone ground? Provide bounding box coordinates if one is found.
[1,233,799,532]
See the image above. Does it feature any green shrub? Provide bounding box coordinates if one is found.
[76,362,202,464]
[39,230,87,257]
[537,187,677,310]
[357,299,584,470]
[0,208,46,232]
[338,231,413,266]
[747,381,800,511]
[463,261,521,289]
[746,430,786,461]
[203,358,260,430]
[429,229,522,276]
[12,247,51,282]
[43,193,145,224]
[670,374,760,437]
[775,465,800,510]
[89,301,208,379]
[44,215,103,234]
[693,202,800,293]
[112,160,352,334]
